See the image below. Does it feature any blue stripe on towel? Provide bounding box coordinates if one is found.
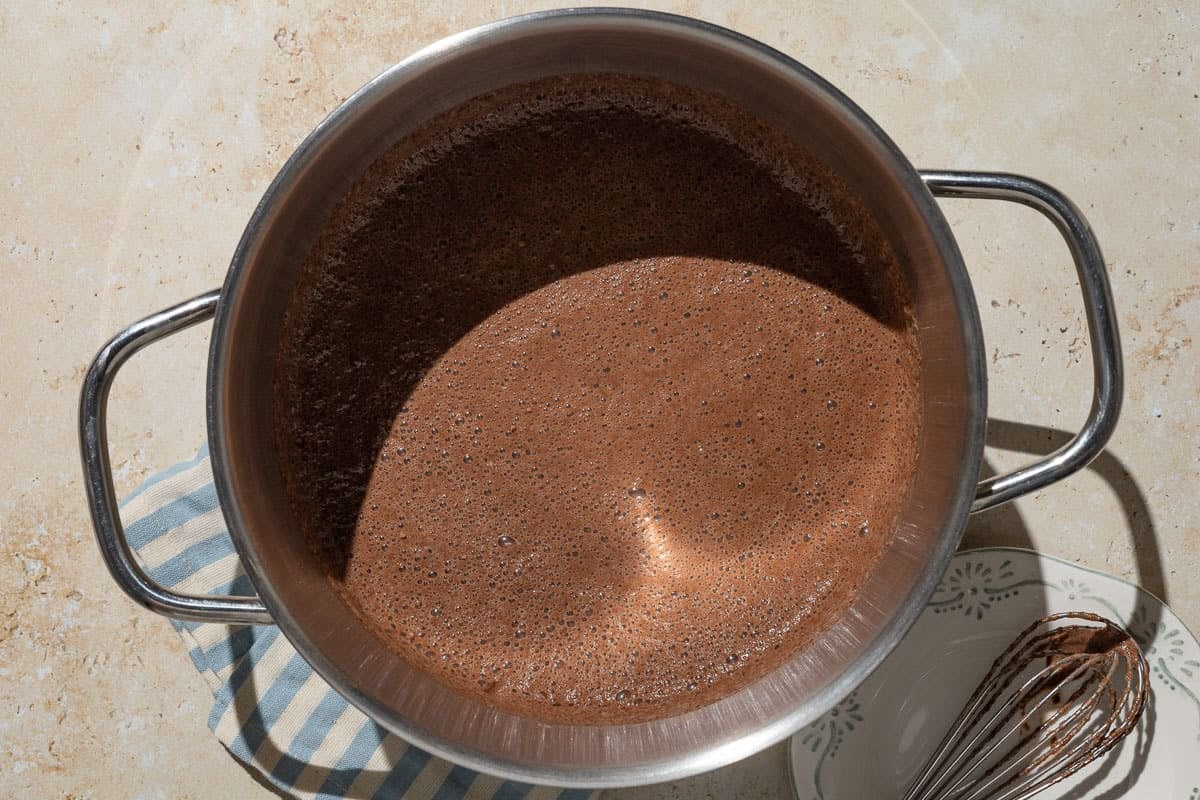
[367,740,434,798]
[144,529,240,588]
[124,483,221,548]
[269,686,350,787]
[227,649,312,761]
[209,625,282,730]
[312,718,393,797]
[119,444,210,507]
[196,623,257,675]
[490,781,535,800]
[430,765,485,799]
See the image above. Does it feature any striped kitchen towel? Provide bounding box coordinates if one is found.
[120,445,598,800]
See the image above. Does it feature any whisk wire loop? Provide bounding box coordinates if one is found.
[900,612,1149,800]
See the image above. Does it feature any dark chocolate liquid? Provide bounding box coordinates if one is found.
[275,74,921,724]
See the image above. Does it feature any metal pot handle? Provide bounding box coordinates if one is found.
[79,290,274,624]
[921,171,1123,514]
[82,173,1117,619]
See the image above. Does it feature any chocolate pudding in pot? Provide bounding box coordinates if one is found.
[273,74,922,724]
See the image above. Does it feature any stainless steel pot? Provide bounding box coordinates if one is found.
[80,9,1122,788]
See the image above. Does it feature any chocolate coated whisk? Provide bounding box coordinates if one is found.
[902,611,1149,800]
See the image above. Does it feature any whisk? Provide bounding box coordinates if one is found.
[901,611,1149,800]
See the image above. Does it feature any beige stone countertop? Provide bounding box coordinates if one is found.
[3,2,1196,797]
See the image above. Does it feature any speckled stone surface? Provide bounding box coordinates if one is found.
[2,2,1195,797]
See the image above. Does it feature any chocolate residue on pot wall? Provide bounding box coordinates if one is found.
[273,74,921,723]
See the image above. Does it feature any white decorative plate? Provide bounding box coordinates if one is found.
[788,547,1200,799]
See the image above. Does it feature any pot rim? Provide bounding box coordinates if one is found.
[207,7,985,787]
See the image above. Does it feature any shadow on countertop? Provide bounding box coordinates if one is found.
[963,417,1165,605]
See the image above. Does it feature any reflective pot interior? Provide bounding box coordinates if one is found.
[207,9,985,787]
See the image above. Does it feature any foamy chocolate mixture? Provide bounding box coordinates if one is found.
[274,74,921,723]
